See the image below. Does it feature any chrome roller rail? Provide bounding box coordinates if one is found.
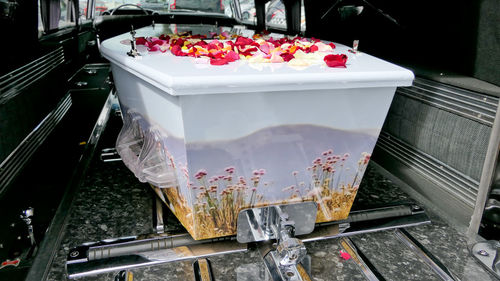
[395,228,461,281]
[340,237,386,281]
[66,203,430,279]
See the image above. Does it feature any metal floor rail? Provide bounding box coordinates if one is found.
[66,203,432,279]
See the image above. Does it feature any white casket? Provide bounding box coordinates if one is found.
[100,24,414,240]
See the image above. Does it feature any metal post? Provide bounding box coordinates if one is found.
[467,103,500,241]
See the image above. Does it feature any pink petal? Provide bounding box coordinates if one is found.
[259,43,270,55]
[225,51,240,62]
[340,250,351,260]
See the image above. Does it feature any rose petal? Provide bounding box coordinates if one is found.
[270,52,284,63]
[259,43,271,55]
[324,54,347,68]
[150,39,166,46]
[340,250,351,260]
[210,58,229,65]
[280,53,295,62]
[171,45,187,56]
[136,37,147,45]
[225,51,240,62]
[148,45,160,52]
[159,34,170,41]
[315,42,333,52]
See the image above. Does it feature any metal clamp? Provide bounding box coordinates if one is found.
[20,207,36,247]
[471,240,500,279]
[237,202,317,281]
[127,25,140,58]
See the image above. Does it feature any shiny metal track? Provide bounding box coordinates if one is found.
[377,132,478,208]
[66,203,431,279]
[394,229,461,281]
[0,47,66,105]
[25,91,115,281]
[340,237,386,281]
[0,94,72,196]
[399,78,499,126]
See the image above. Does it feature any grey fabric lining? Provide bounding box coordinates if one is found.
[383,94,491,181]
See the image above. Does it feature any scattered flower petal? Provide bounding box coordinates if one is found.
[324,54,348,68]
[340,250,351,260]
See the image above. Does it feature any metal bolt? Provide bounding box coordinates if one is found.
[285,270,295,278]
[69,251,80,258]
[477,249,489,256]
[411,205,421,211]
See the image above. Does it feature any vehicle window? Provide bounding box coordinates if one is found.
[265,0,284,28]
[38,0,76,33]
[222,0,232,17]
[238,0,256,23]
[265,0,305,31]
[79,0,89,19]
[59,0,76,27]
[94,0,229,15]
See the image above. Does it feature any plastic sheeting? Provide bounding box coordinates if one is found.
[116,110,178,188]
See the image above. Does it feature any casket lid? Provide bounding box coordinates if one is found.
[100,25,414,96]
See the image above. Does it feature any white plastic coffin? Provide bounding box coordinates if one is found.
[100,24,414,240]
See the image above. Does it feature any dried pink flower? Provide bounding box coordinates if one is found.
[194,169,207,179]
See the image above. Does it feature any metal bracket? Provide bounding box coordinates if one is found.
[471,240,500,279]
[127,25,140,58]
[237,202,317,281]
[20,207,36,247]
[237,202,317,243]
[100,148,121,162]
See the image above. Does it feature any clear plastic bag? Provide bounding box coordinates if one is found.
[116,111,178,188]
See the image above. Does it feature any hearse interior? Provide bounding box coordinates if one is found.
[0,0,499,280]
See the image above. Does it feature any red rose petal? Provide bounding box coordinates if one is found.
[235,36,254,47]
[148,45,160,52]
[324,54,347,68]
[210,58,228,65]
[159,34,170,41]
[171,45,186,56]
[280,53,295,62]
[136,37,147,45]
[340,250,351,260]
